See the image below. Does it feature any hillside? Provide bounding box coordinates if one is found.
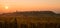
[0,11,60,28]
[0,11,60,18]
[0,11,60,23]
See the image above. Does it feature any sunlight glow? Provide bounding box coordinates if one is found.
[5,6,8,9]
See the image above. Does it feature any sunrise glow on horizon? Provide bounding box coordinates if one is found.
[0,0,60,13]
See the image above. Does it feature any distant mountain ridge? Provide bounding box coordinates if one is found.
[0,11,60,17]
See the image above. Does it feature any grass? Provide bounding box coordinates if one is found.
[0,15,60,28]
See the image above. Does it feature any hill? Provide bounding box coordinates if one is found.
[0,11,60,17]
[0,11,60,28]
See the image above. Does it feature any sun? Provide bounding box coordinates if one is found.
[5,6,9,9]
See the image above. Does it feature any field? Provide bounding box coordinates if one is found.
[0,11,60,28]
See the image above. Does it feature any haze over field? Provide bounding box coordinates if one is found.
[0,0,60,13]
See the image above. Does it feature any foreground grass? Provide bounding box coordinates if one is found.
[0,16,60,28]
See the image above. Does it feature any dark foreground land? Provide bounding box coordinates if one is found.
[0,11,60,28]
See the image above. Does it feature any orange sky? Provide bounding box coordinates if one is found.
[0,0,60,13]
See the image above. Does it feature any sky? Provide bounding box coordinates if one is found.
[0,0,60,13]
